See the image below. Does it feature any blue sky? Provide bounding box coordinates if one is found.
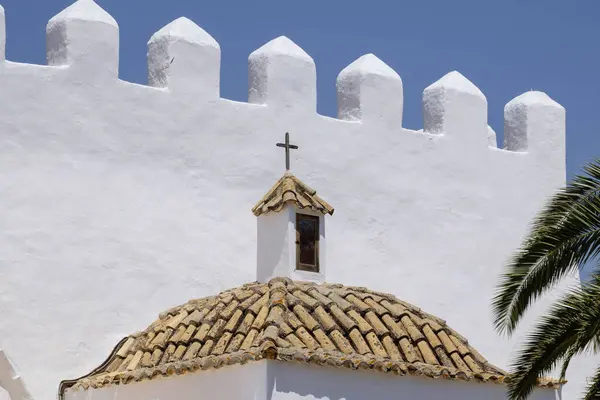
[2,0,598,178]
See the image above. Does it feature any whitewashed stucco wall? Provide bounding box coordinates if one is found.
[65,362,267,400]
[270,362,558,400]
[257,205,328,284]
[63,361,559,400]
[0,0,594,399]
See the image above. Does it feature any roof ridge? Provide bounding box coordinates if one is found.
[284,173,317,196]
[252,173,334,216]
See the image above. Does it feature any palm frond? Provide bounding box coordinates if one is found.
[493,159,600,335]
[559,345,578,382]
[583,365,600,400]
[536,161,600,229]
[507,273,600,400]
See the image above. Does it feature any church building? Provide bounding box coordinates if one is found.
[0,0,592,399]
[58,164,560,400]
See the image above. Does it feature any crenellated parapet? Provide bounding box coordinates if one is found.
[0,1,573,399]
[248,36,317,112]
[46,0,119,79]
[337,53,403,126]
[504,91,565,154]
[0,0,565,158]
[423,71,488,147]
[148,17,220,98]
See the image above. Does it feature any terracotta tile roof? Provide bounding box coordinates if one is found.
[252,172,334,216]
[60,278,561,394]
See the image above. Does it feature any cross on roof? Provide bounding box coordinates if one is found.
[276,132,298,171]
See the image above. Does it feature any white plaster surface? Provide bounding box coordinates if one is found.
[270,362,558,400]
[504,91,565,154]
[0,350,32,400]
[257,206,295,283]
[423,70,488,148]
[147,17,220,96]
[257,206,326,284]
[0,1,593,399]
[248,36,316,111]
[336,53,403,126]
[46,0,118,78]
[64,360,558,400]
[487,125,498,147]
[65,362,267,400]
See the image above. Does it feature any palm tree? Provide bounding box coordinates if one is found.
[492,159,600,400]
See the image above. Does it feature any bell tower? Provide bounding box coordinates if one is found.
[252,134,334,283]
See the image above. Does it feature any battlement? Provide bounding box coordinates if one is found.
[0,2,569,399]
[0,0,565,159]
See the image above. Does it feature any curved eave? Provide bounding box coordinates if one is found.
[62,345,505,393]
[58,279,564,395]
[62,344,563,394]
[58,337,129,399]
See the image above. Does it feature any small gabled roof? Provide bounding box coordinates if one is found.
[252,172,334,217]
[60,278,548,394]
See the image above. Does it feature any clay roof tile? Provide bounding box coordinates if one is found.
[252,172,334,216]
[60,280,561,395]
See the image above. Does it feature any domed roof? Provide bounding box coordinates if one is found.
[62,278,531,392]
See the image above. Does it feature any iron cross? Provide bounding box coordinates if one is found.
[276,132,298,170]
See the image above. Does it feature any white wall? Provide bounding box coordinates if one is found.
[64,360,559,400]
[0,350,32,400]
[269,361,558,400]
[257,206,295,283]
[64,362,267,400]
[257,206,327,284]
[0,1,593,399]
